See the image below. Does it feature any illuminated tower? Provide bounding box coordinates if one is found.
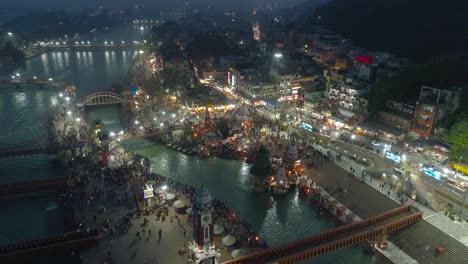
[204,106,211,129]
[253,21,261,41]
[188,188,220,264]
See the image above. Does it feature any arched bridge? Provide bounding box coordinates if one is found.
[0,229,100,261]
[222,205,422,264]
[0,176,69,196]
[79,91,123,106]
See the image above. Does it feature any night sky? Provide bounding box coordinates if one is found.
[2,0,315,10]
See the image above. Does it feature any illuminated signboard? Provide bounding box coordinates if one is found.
[385,152,401,163]
[422,167,442,180]
[143,184,154,198]
[356,56,373,63]
[301,122,313,132]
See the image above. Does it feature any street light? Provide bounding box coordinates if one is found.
[7,32,12,36]
[16,73,20,77]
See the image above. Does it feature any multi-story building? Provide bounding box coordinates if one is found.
[411,86,462,137]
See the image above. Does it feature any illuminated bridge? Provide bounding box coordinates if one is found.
[43,43,138,51]
[222,205,422,264]
[0,176,69,196]
[79,91,124,106]
[0,229,100,262]
[0,79,67,90]
[0,136,88,158]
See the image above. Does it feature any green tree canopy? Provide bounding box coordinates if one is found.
[447,113,468,164]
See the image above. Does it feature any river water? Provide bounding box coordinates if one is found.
[0,27,376,263]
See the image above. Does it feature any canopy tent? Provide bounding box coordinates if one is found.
[173,200,185,209]
[165,193,176,200]
[231,249,245,259]
[222,235,236,246]
[213,224,224,235]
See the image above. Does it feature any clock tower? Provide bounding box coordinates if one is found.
[188,187,219,264]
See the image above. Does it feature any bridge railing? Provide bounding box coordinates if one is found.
[0,177,68,190]
[221,205,414,264]
[272,212,423,264]
[0,229,99,256]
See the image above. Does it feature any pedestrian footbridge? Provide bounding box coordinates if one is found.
[79,91,123,106]
[0,176,69,196]
[0,137,88,158]
[222,205,422,264]
[0,229,100,261]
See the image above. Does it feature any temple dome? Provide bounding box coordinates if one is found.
[284,142,300,163]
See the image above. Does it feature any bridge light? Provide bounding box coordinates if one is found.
[11,76,15,79]
[33,76,37,79]
[7,32,12,36]
[75,41,78,45]
[48,78,53,81]
[122,41,125,44]
[81,41,84,44]
[16,73,20,77]
[110,41,113,44]
[63,42,66,45]
[105,41,107,45]
[87,41,90,44]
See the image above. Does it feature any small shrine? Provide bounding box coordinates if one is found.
[269,166,290,195]
[229,104,253,135]
[283,141,304,181]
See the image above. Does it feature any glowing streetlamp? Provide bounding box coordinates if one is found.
[65,97,70,102]
[7,32,12,36]
[67,111,72,115]
[76,118,81,122]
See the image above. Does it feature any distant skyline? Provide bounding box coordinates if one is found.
[1,0,316,11]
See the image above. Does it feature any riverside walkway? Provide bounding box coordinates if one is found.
[0,176,69,196]
[222,205,421,264]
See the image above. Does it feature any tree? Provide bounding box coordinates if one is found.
[447,113,468,164]
[215,118,230,139]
